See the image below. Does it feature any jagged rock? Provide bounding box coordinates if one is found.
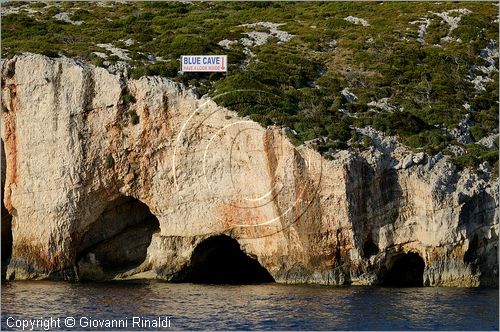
[478,134,499,149]
[1,54,498,287]
[402,154,414,169]
[341,88,357,103]
[282,127,298,136]
[451,113,474,144]
[105,60,130,76]
[367,98,395,112]
[356,126,398,154]
[344,16,370,26]
[413,152,425,165]
[447,144,467,157]
[304,136,328,146]
[426,152,444,170]
[479,162,492,174]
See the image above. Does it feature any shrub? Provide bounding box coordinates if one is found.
[326,121,351,142]
[470,124,486,142]
[71,9,93,21]
[170,34,212,58]
[129,61,179,79]
[493,161,499,180]
[371,111,430,136]
[122,93,136,105]
[125,110,140,125]
[318,140,349,153]
[362,135,373,148]
[402,129,450,154]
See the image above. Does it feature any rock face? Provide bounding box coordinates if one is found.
[1,54,498,286]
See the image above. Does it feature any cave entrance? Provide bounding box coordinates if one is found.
[384,252,425,287]
[76,196,160,278]
[1,209,12,279]
[179,235,274,284]
[362,236,379,259]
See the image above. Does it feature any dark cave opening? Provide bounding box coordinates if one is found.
[383,252,425,287]
[77,196,160,276]
[1,209,12,279]
[464,234,485,267]
[178,235,274,284]
[1,214,12,262]
[362,237,379,258]
[1,140,13,279]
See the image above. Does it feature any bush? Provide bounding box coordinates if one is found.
[129,61,179,79]
[125,109,140,125]
[318,140,349,153]
[470,124,486,142]
[71,9,93,21]
[371,111,430,136]
[170,35,213,58]
[326,120,351,142]
[402,129,450,154]
[122,93,136,105]
[472,106,499,137]
[362,135,373,148]
[493,161,499,180]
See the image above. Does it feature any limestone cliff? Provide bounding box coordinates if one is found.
[1,54,498,286]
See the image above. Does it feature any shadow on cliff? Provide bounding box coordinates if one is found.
[0,204,12,281]
[460,190,498,287]
[347,156,402,265]
[1,139,13,280]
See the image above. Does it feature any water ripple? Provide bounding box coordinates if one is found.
[1,281,498,330]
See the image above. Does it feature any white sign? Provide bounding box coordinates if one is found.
[181,55,227,72]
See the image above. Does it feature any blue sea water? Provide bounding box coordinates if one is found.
[1,281,498,330]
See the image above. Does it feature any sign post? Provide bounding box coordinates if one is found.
[181,55,227,73]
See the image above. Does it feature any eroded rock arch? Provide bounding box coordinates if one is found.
[383,252,425,287]
[76,195,160,280]
[174,235,274,284]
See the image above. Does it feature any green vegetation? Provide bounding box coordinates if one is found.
[353,110,451,154]
[130,62,179,80]
[493,160,499,180]
[450,144,499,171]
[2,1,498,172]
[125,109,140,125]
[122,93,136,105]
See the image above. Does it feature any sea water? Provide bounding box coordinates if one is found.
[1,281,498,330]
